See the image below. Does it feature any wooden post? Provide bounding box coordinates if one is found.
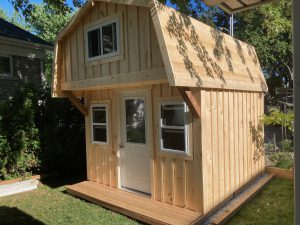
[63,91,88,116]
[177,87,201,118]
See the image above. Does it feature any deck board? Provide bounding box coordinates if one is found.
[67,181,203,225]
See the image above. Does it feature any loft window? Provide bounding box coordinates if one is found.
[86,18,119,61]
[0,55,12,76]
[159,102,189,153]
[91,105,109,144]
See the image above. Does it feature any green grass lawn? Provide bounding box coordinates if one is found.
[0,175,141,225]
[225,178,294,225]
[0,176,294,225]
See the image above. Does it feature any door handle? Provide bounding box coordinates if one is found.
[119,144,124,148]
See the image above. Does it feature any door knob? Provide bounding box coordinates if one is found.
[119,144,124,148]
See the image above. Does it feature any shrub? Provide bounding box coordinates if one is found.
[0,84,86,180]
[281,139,293,152]
[269,152,293,169]
[262,108,294,133]
[0,84,40,179]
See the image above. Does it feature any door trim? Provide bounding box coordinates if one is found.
[117,89,153,196]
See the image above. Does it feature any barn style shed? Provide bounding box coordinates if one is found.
[52,0,267,224]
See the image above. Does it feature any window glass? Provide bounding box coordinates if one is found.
[162,128,185,151]
[125,98,146,144]
[102,22,117,55]
[88,29,101,58]
[93,125,107,143]
[0,56,11,75]
[92,106,108,143]
[93,107,106,123]
[160,103,187,152]
[161,104,184,126]
[86,19,119,60]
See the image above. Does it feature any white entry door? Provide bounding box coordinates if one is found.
[120,90,151,194]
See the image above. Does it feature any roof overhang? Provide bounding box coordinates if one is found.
[203,0,274,14]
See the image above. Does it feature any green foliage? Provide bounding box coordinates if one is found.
[227,178,294,225]
[281,138,293,152]
[262,108,294,132]
[0,7,32,31]
[269,152,293,169]
[0,176,140,225]
[0,84,86,180]
[234,0,292,93]
[0,85,41,179]
[36,87,86,174]
[28,4,73,43]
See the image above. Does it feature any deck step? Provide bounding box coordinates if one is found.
[67,181,203,225]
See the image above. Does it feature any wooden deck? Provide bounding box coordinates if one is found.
[67,181,203,225]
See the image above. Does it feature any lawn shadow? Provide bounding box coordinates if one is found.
[0,206,45,225]
[40,173,86,189]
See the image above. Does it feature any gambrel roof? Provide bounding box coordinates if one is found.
[52,0,267,97]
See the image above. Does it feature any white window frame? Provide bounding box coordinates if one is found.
[85,17,120,62]
[0,55,13,77]
[159,101,189,155]
[91,104,109,145]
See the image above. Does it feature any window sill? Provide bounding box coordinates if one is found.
[157,149,193,161]
[85,53,123,67]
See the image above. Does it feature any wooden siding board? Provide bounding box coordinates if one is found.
[127,5,140,72]
[217,91,225,202]
[153,84,163,202]
[211,91,219,207]
[77,20,85,80]
[174,158,186,208]
[138,7,151,71]
[223,91,230,198]
[228,91,235,194]
[233,91,240,189]
[201,90,213,213]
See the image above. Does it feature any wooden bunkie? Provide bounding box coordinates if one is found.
[52,1,267,224]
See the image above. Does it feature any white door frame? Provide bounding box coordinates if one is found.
[117,89,153,195]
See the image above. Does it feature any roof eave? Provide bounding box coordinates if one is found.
[0,36,54,51]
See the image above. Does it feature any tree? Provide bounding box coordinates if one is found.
[0,7,32,31]
[234,0,293,100]
[27,4,73,84]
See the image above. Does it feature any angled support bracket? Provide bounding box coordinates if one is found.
[62,91,88,116]
[177,87,201,119]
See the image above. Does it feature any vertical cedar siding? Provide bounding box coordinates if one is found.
[62,2,164,82]
[201,90,265,213]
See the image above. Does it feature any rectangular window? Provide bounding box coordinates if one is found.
[91,105,108,144]
[85,18,119,61]
[0,55,12,76]
[159,102,188,153]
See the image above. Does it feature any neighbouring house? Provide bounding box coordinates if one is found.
[0,18,53,100]
[52,0,268,224]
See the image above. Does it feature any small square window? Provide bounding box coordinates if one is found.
[159,102,188,153]
[86,18,119,61]
[91,105,108,144]
[0,56,12,76]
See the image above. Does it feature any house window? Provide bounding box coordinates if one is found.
[0,55,12,76]
[86,18,119,61]
[159,102,188,153]
[91,105,109,144]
